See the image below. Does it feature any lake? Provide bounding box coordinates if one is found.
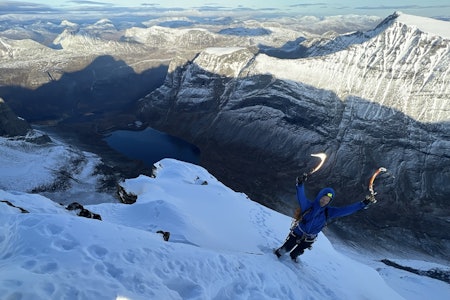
[104,127,200,167]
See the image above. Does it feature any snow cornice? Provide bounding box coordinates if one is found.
[388,11,450,39]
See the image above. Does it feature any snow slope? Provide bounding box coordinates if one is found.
[0,133,115,205]
[396,12,450,39]
[1,158,448,299]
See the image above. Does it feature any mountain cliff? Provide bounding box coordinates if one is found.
[0,97,30,137]
[137,13,450,259]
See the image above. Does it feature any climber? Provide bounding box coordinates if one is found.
[274,173,376,262]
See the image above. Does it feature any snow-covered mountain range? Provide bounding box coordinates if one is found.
[0,14,380,91]
[137,12,450,259]
[0,10,448,264]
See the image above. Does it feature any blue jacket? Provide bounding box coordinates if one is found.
[292,183,367,237]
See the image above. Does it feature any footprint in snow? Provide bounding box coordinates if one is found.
[86,244,108,260]
[51,234,80,251]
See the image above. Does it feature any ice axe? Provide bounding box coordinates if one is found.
[367,167,388,203]
[308,153,327,175]
[368,167,387,195]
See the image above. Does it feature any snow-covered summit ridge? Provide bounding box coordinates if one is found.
[60,20,78,28]
[1,158,449,299]
[196,47,254,77]
[395,11,450,39]
[204,47,246,56]
[243,12,450,123]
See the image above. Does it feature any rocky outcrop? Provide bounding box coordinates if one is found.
[0,97,52,144]
[117,184,138,204]
[0,200,29,213]
[65,202,102,220]
[0,97,31,136]
[137,14,450,259]
[380,259,450,284]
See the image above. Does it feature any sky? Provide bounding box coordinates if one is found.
[1,145,449,299]
[1,0,450,19]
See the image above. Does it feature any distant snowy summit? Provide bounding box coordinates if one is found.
[148,11,450,123]
[60,20,78,29]
[394,11,450,39]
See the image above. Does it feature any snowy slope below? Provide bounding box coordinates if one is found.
[0,158,448,299]
[0,132,115,205]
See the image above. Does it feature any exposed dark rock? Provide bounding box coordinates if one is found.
[0,200,29,213]
[25,133,52,144]
[0,97,31,137]
[381,259,450,284]
[66,202,102,220]
[117,184,138,204]
[156,230,171,241]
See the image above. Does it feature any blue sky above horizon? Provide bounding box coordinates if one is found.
[1,0,450,19]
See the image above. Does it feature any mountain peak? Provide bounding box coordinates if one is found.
[60,20,78,28]
[393,11,450,39]
[95,18,113,25]
[194,47,255,77]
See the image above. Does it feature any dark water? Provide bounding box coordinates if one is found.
[104,127,200,167]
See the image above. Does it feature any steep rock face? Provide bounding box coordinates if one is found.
[138,14,450,259]
[0,97,30,136]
